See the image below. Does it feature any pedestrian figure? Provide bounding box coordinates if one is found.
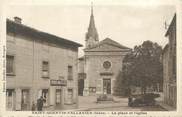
[128,95,133,107]
[37,96,44,111]
[31,101,36,111]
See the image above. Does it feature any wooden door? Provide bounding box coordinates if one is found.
[103,79,111,94]
[21,89,30,110]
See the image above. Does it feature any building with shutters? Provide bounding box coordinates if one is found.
[78,5,131,96]
[6,17,82,111]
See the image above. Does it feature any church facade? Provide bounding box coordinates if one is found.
[78,6,131,96]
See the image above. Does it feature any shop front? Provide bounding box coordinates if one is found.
[50,79,67,110]
[6,88,31,111]
[21,89,30,110]
[6,89,15,111]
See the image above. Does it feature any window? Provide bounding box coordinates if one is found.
[6,89,14,96]
[68,66,73,80]
[103,61,111,69]
[42,61,49,78]
[6,55,15,75]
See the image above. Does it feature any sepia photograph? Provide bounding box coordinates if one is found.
[1,0,182,116]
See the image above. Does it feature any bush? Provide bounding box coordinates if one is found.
[130,93,160,107]
[97,94,113,102]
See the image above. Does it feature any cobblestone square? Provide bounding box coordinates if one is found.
[76,96,166,111]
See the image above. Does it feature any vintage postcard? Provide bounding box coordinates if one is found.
[0,0,182,117]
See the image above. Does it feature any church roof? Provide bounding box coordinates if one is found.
[99,38,130,49]
[85,38,130,51]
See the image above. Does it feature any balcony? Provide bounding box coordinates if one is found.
[78,73,86,79]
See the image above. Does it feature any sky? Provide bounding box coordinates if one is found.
[6,1,176,56]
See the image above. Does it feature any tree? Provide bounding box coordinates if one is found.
[114,41,163,96]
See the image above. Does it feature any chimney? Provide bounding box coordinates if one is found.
[14,16,22,24]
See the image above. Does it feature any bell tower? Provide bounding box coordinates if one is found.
[85,3,99,48]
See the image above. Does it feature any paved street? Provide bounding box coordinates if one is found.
[44,95,166,111]
[89,105,166,111]
[77,96,166,111]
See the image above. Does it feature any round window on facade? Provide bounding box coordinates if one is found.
[103,61,111,69]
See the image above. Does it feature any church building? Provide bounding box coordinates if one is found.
[78,6,131,96]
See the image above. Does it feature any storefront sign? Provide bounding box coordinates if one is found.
[50,80,67,86]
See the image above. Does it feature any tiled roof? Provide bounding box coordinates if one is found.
[165,14,176,37]
[7,19,82,47]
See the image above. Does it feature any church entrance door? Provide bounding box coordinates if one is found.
[103,79,111,94]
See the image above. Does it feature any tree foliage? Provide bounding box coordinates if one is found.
[114,41,163,96]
